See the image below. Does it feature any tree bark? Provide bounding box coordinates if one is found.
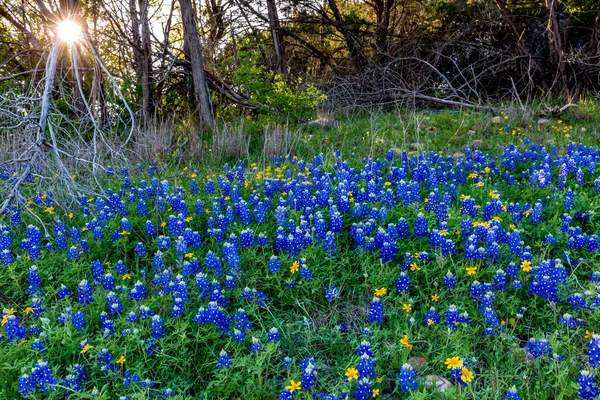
[139,0,154,123]
[266,0,287,77]
[326,0,366,70]
[373,0,394,64]
[545,0,569,97]
[179,0,215,128]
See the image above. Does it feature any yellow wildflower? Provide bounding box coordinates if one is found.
[286,380,302,393]
[345,367,359,381]
[290,261,299,274]
[400,334,413,349]
[81,344,93,354]
[444,356,463,369]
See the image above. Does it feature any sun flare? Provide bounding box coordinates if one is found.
[56,20,81,43]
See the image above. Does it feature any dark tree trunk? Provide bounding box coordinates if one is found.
[139,0,154,122]
[179,0,215,128]
[326,0,366,70]
[266,0,287,77]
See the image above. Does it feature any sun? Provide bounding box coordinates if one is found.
[56,20,82,43]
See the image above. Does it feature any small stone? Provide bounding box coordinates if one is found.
[389,147,403,156]
[410,142,425,150]
[471,123,481,131]
[466,130,476,135]
[425,375,452,392]
[491,116,502,124]
[309,117,338,129]
[471,139,483,149]
[580,127,587,133]
[418,123,426,129]
[537,118,551,126]
[408,356,427,372]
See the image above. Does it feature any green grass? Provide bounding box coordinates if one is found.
[1,101,600,399]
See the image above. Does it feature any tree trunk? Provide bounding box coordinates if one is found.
[545,0,569,97]
[266,0,287,77]
[326,0,366,70]
[588,1,600,54]
[179,0,214,128]
[139,0,154,123]
[373,0,393,64]
[129,0,154,124]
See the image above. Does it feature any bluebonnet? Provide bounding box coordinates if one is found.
[301,358,318,391]
[560,313,584,328]
[354,377,372,400]
[504,386,521,399]
[97,348,116,373]
[170,297,185,317]
[100,312,115,336]
[217,350,231,368]
[397,363,418,392]
[425,307,440,326]
[151,315,166,339]
[27,265,42,295]
[357,341,374,357]
[72,311,86,331]
[31,338,45,352]
[526,338,551,359]
[1,248,13,265]
[443,271,456,291]
[102,273,116,290]
[135,242,146,257]
[415,213,428,237]
[357,354,375,379]
[325,285,340,302]
[268,327,281,341]
[129,281,147,301]
[587,334,600,368]
[3,314,28,342]
[368,297,384,324]
[18,360,58,396]
[577,370,599,400]
[77,280,93,305]
[145,220,156,237]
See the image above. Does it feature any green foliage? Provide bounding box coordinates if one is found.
[232,49,326,123]
[2,105,600,399]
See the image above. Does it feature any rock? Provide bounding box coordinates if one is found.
[466,130,476,135]
[580,127,587,133]
[537,118,551,126]
[410,142,425,150]
[408,357,428,372]
[308,117,338,129]
[418,123,426,129]
[470,123,481,131]
[471,139,483,149]
[389,147,403,156]
[491,116,502,124]
[425,375,452,393]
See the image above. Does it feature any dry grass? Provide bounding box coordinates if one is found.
[132,118,176,163]
[211,122,250,161]
[262,124,300,159]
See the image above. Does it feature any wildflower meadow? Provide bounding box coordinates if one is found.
[2,118,600,399]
